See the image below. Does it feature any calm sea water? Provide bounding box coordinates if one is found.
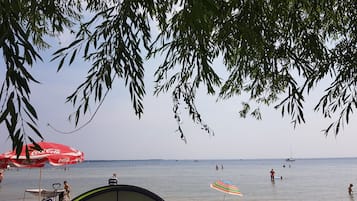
[1,158,357,201]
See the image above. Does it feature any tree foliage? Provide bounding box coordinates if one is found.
[1,0,357,152]
[0,0,81,152]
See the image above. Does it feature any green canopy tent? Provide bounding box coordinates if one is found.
[72,185,165,201]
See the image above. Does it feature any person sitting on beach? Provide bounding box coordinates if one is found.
[0,169,3,183]
[108,173,119,185]
[349,184,353,195]
[63,180,71,201]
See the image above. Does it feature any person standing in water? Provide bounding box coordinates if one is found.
[270,169,275,181]
[349,184,354,195]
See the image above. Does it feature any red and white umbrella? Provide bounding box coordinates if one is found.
[0,141,84,201]
[0,141,84,168]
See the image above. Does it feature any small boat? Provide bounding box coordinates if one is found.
[285,158,295,162]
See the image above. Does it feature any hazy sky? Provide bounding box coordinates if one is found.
[1,32,357,161]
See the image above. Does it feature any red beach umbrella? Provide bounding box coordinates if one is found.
[0,141,84,201]
[0,141,84,168]
[210,180,243,200]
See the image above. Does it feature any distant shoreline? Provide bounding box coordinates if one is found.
[84,157,357,162]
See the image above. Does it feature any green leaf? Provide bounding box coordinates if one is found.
[22,97,38,119]
[26,122,43,138]
[57,57,66,72]
[69,49,77,65]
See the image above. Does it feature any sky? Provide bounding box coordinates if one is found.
[1,27,357,161]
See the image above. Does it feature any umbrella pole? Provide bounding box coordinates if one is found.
[38,168,42,201]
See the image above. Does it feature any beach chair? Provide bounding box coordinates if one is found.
[24,183,64,201]
[108,178,118,185]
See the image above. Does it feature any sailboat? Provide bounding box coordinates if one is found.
[285,145,295,162]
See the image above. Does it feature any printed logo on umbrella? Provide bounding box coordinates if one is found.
[31,148,61,156]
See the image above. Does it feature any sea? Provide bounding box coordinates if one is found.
[1,158,357,201]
